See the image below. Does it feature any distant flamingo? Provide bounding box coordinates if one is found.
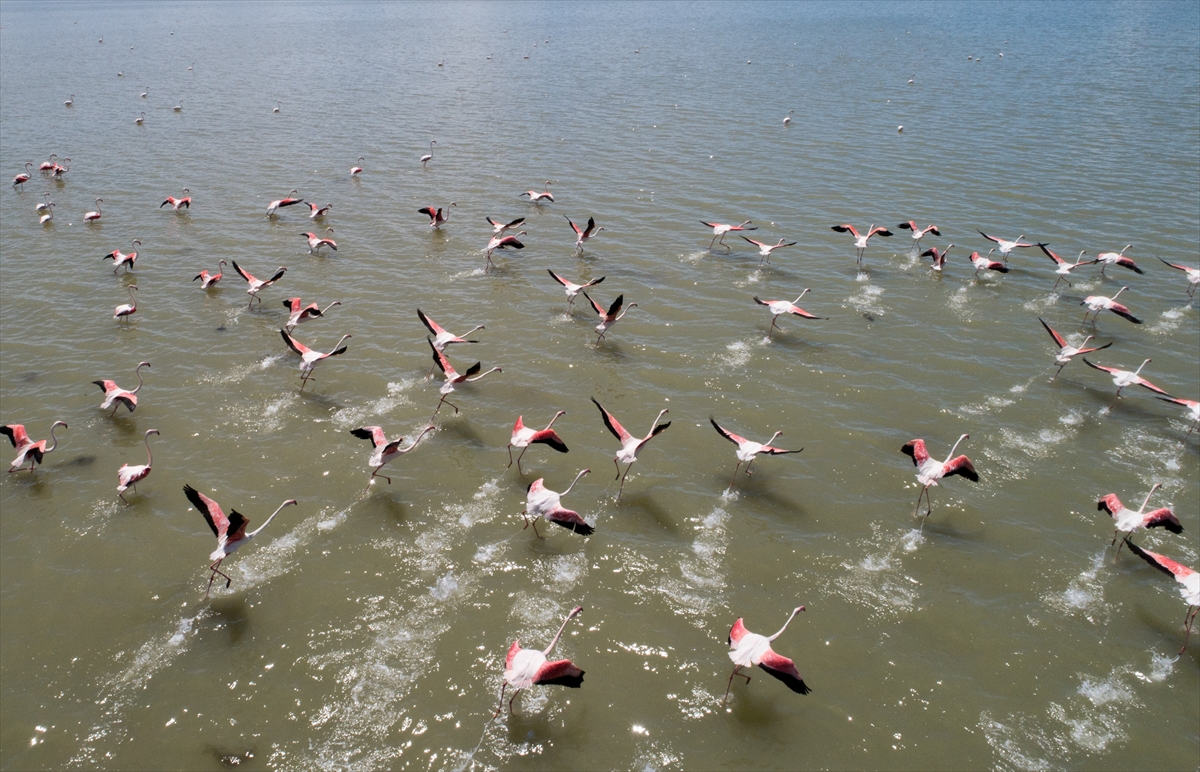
[3,421,67,472]
[232,261,286,306]
[280,329,351,391]
[283,297,340,331]
[495,606,585,716]
[135,111,145,125]
[967,249,1010,278]
[565,215,605,252]
[520,182,554,203]
[192,260,226,289]
[723,606,810,706]
[173,100,183,112]
[831,223,891,265]
[582,292,636,342]
[900,434,979,523]
[350,157,365,176]
[117,429,160,503]
[301,229,337,254]
[1125,540,1200,655]
[266,189,303,217]
[508,410,569,473]
[1038,318,1111,381]
[1158,258,1199,298]
[486,215,525,234]
[484,231,526,270]
[783,109,794,125]
[418,202,455,228]
[35,193,52,212]
[420,140,436,166]
[140,87,148,98]
[922,244,954,272]
[1081,286,1141,325]
[1082,358,1170,408]
[753,290,823,338]
[13,162,33,186]
[51,160,70,179]
[160,188,191,211]
[93,361,150,416]
[897,221,940,248]
[701,220,756,250]
[307,202,333,220]
[38,155,58,173]
[1037,244,1096,289]
[548,269,604,305]
[84,198,103,223]
[1156,396,1200,437]
[427,339,502,417]
[103,239,142,273]
[184,484,297,598]
[273,101,281,113]
[64,94,74,107]
[350,424,435,484]
[977,230,1036,260]
[1094,245,1142,276]
[39,202,55,225]
[591,397,670,500]
[521,469,592,536]
[741,236,797,266]
[710,417,802,489]
[418,308,484,363]
[113,284,138,321]
[1098,484,1181,554]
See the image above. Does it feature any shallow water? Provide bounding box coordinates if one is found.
[1,2,1198,770]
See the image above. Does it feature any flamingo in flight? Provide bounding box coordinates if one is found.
[582,292,636,342]
[1038,318,1111,381]
[283,297,340,331]
[753,290,823,338]
[508,410,569,473]
[548,269,604,305]
[160,188,191,211]
[38,155,58,173]
[1158,258,1199,297]
[418,202,455,228]
[427,339,502,417]
[591,397,670,500]
[565,215,605,253]
[1082,358,1170,409]
[418,309,484,375]
[103,239,142,273]
[280,330,351,391]
[1125,540,1200,655]
[521,469,593,537]
[113,284,138,322]
[93,361,150,416]
[831,223,892,265]
[922,244,954,272]
[741,236,797,266]
[486,215,525,235]
[3,421,67,472]
[1094,245,1142,276]
[495,606,585,717]
[520,182,554,203]
[232,261,286,306]
[13,162,33,186]
[710,417,802,490]
[307,202,332,220]
[420,140,436,166]
[116,429,159,503]
[184,484,297,598]
[897,221,940,247]
[193,260,226,289]
[1156,396,1200,437]
[301,229,337,254]
[1081,286,1141,326]
[967,249,1010,278]
[1098,483,1181,554]
[484,231,526,270]
[723,606,810,706]
[266,189,303,216]
[900,434,979,523]
[1038,244,1096,289]
[349,424,435,484]
[977,230,1036,260]
[84,198,103,223]
[701,220,756,250]
[350,157,365,176]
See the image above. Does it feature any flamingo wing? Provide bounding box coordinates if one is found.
[428,338,453,376]
[417,309,447,337]
[1107,303,1142,324]
[582,292,606,317]
[1075,342,1113,356]
[901,439,929,465]
[350,426,387,448]
[583,217,596,237]
[977,229,1001,245]
[1158,257,1192,272]
[897,221,917,231]
[0,424,29,449]
[1115,258,1144,274]
[25,445,45,466]
[506,217,525,229]
[741,236,767,249]
[547,270,571,288]
[1143,507,1183,534]
[943,455,979,481]
[462,362,483,378]
[605,294,625,318]
[546,507,594,536]
[534,658,584,687]
[505,640,522,670]
[1096,494,1124,517]
[564,215,582,235]
[925,226,941,236]
[418,207,436,218]
[226,510,250,541]
[710,418,748,447]
[1126,540,1195,583]
[283,297,302,312]
[1082,359,1118,376]
[831,224,859,237]
[590,397,632,443]
[758,650,811,695]
[382,438,406,456]
[530,429,568,453]
[1135,377,1170,396]
[760,444,803,456]
[699,221,718,229]
[1037,243,1065,264]
[267,267,287,283]
[649,420,671,439]
[728,618,749,645]
[868,226,893,238]
[231,260,253,283]
[184,484,229,539]
[280,329,309,356]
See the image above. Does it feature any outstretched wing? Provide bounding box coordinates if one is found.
[591,397,632,443]
[547,507,594,536]
[280,329,308,356]
[350,426,387,448]
[0,424,29,449]
[831,224,859,237]
[582,292,606,317]
[535,659,585,687]
[1096,493,1124,517]
[417,309,446,337]
[977,229,1001,245]
[184,484,228,539]
[943,455,979,482]
[428,338,452,376]
[710,417,747,446]
[564,215,582,235]
[728,618,748,646]
[759,650,811,695]
[232,260,252,282]
[1038,317,1067,349]
[901,439,929,466]
[1143,507,1183,534]
[605,294,624,318]
[1082,359,1116,375]
[761,444,803,456]
[1126,540,1195,583]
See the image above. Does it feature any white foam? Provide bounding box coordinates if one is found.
[331,380,417,428]
[428,571,458,601]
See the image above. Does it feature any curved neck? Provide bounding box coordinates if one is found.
[46,422,65,452]
[1133,359,1150,375]
[248,500,295,538]
[326,335,352,355]
[1138,483,1161,513]
[945,433,968,460]
[647,408,669,436]
[768,606,805,641]
[132,363,148,393]
[1110,287,1127,300]
[321,301,341,314]
[405,425,435,451]
[144,432,155,465]
[468,367,501,381]
[765,431,783,446]
[792,289,810,304]
[562,469,589,496]
[542,607,582,655]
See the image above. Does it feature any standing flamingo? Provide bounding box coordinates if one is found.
[427,339,502,417]
[1098,484,1181,554]
[160,188,191,211]
[741,236,797,266]
[192,260,226,289]
[701,220,756,250]
[1156,396,1200,437]
[64,94,74,107]
[723,606,810,706]
[13,162,33,186]
[113,284,138,321]
[565,215,605,253]
[39,202,55,225]
[1082,358,1170,408]
[283,298,340,331]
[967,249,1010,278]
[486,215,525,235]
[508,410,569,473]
[232,261,286,306]
[39,154,58,173]
[922,244,954,272]
[521,469,593,536]
[484,231,526,270]
[1081,286,1141,325]
[184,484,297,598]
[591,397,670,500]
[976,230,1036,260]
[831,223,892,265]
[710,417,802,490]
[548,270,604,305]
[1038,244,1097,289]
[520,182,554,203]
[1095,245,1142,276]
[300,230,337,254]
[135,111,145,125]
[84,198,103,223]
[582,292,636,342]
[495,606,585,717]
[350,157,365,176]
[266,189,303,216]
[1158,258,1199,298]
[117,429,160,503]
[306,202,333,220]
[1125,541,1200,655]
[419,140,436,166]
[3,422,67,472]
[103,239,142,273]
[900,434,979,523]
[93,361,150,416]
[1038,318,1111,381]
[350,424,435,484]
[279,330,352,391]
[51,160,70,179]
[897,221,940,248]
[753,290,823,338]
[418,202,455,228]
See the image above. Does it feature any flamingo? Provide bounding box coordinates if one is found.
[350,157,365,176]
[1038,244,1097,289]
[418,309,483,376]
[3,421,67,472]
[419,140,436,166]
[418,202,455,228]
[1082,358,1170,408]
[93,361,150,416]
[1125,540,1200,655]
[1098,484,1181,554]
[192,260,226,289]
[184,484,297,598]
[103,239,142,273]
[710,417,802,490]
[160,188,191,211]
[117,429,160,503]
[173,100,183,112]
[135,111,145,125]
[266,189,303,216]
[113,284,138,321]
[495,606,585,717]
[741,237,797,266]
[508,410,569,473]
[51,160,70,179]
[140,87,148,98]
[897,221,940,247]
[13,162,33,186]
[279,330,351,391]
[232,261,286,306]
[548,269,604,305]
[967,249,1010,278]
[39,202,55,225]
[565,215,605,253]
[349,424,435,484]
[582,292,636,342]
[590,397,670,500]
[35,193,52,212]
[427,339,502,417]
[1158,258,1199,297]
[922,244,954,272]
[283,297,340,331]
[301,229,337,254]
[783,109,794,125]
[38,154,58,173]
[900,434,979,523]
[486,215,525,234]
[753,290,823,338]
[273,101,281,113]
[84,198,103,223]
[723,606,810,706]
[1080,286,1141,325]
[307,202,333,220]
[484,231,527,270]
[1156,396,1200,437]
[64,94,74,107]
[1038,318,1111,381]
[520,182,554,203]
[976,230,1036,260]
[1095,244,1142,276]
[831,223,892,265]
[701,220,756,250]
[521,469,592,536]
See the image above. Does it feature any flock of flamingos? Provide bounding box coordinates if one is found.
[6,113,1200,715]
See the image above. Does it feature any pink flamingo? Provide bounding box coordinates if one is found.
[565,215,605,253]
[38,155,58,173]
[283,297,340,331]
[3,421,67,472]
[1038,318,1111,381]
[13,162,33,186]
[548,269,604,305]
[117,429,159,503]
[521,469,592,536]
[591,397,670,500]
[1081,286,1140,325]
[184,484,297,598]
[1125,541,1199,655]
[897,221,940,247]
[520,181,554,204]
[160,188,191,211]
[831,223,892,264]
[701,220,756,250]
[232,261,286,306]
[93,361,150,416]
[582,292,636,342]
[103,239,141,273]
[193,260,226,289]
[84,198,103,223]
[741,236,797,266]
[418,309,484,376]
[280,330,351,391]
[1082,358,1169,408]
[419,140,436,166]
[1158,258,1199,298]
[495,606,585,716]
[484,231,526,270]
[1094,244,1142,276]
[508,410,569,472]
[51,159,70,178]
[900,434,979,523]
[266,189,303,216]
[753,290,823,338]
[710,417,802,490]
[1038,244,1096,289]
[306,202,332,220]
[1156,396,1200,437]
[922,244,954,272]
[967,249,1010,278]
[428,339,502,417]
[301,229,337,254]
[1098,484,1181,554]
[350,424,435,484]
[350,157,365,176]
[723,606,810,706]
[418,202,455,228]
[113,285,138,322]
[976,230,1036,260]
[486,215,525,235]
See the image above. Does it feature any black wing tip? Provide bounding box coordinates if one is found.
[349,427,373,439]
[559,519,595,536]
[540,671,585,688]
[1162,520,1184,535]
[759,664,811,694]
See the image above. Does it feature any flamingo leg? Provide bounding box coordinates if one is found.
[493,682,508,718]
[432,395,459,417]
[721,666,753,706]
[617,466,632,501]
[204,559,233,599]
[744,459,756,477]
[613,457,622,480]
[515,446,528,474]
[506,445,515,468]
[1051,362,1066,382]
[708,234,718,250]
[508,688,522,716]
[371,466,392,484]
[119,491,130,504]
[727,461,743,491]
[1181,606,1199,655]
[768,316,780,338]
[109,405,120,417]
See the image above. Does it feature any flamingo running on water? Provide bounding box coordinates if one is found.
[591,397,670,501]
[1038,318,1111,381]
[2,421,67,472]
[565,215,605,253]
[283,297,340,331]
[977,230,1036,261]
[1094,245,1142,276]
[741,236,797,266]
[508,410,569,473]
[84,198,103,223]
[753,290,824,338]
[232,261,286,306]
[266,189,303,216]
[1098,484,1181,554]
[184,484,297,598]
[193,260,226,289]
[349,424,435,485]
[13,162,33,186]
[350,157,365,176]
[280,329,351,391]
[160,188,191,211]
[967,249,1010,278]
[710,417,802,490]
[897,221,941,248]
[113,284,138,321]
[1156,396,1200,437]
[93,361,150,416]
[1038,244,1097,289]
[495,606,585,717]
[1082,358,1170,409]
[521,469,592,536]
[831,223,892,265]
[427,339,502,417]
[1158,258,1199,297]
[103,239,142,273]
[301,229,337,254]
[723,606,810,706]
[922,244,954,272]
[900,434,979,524]
[582,292,636,342]
[117,429,159,503]
[701,220,756,250]
[1125,540,1200,655]
[420,140,436,166]
[307,202,332,220]
[418,202,455,228]
[548,269,604,305]
[484,231,526,270]
[520,182,554,204]
[418,309,485,370]
[1081,286,1141,325]
[486,215,525,235]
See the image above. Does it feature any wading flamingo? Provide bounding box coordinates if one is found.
[84,198,103,223]
[113,284,138,321]
[301,229,337,254]
[103,239,142,273]
[900,434,979,524]
[484,231,526,270]
[266,189,303,216]
[565,215,605,253]
[38,155,58,173]
[710,417,802,490]
[591,397,670,501]
[350,157,364,176]
[521,469,592,536]
[1038,318,1111,381]
[520,182,554,203]
[922,244,954,272]
[3,421,67,472]
[184,484,297,598]
[1125,540,1199,655]
[418,202,455,228]
[93,361,150,416]
[508,411,569,473]
[420,140,436,166]
[193,260,226,289]
[307,202,332,220]
[495,606,585,716]
[280,330,351,391]
[350,424,435,484]
[13,162,33,186]
[117,429,159,503]
[160,189,191,211]
[967,249,1010,277]
[723,606,810,706]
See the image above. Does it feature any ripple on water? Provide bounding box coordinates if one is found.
[1044,551,1108,623]
[650,506,730,626]
[846,284,885,316]
[1148,304,1189,335]
[717,340,752,369]
[829,523,921,619]
[211,353,283,385]
[330,379,417,428]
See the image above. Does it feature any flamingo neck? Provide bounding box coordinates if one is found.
[144,432,156,466]
[46,422,65,453]
[792,290,810,304]
[647,409,669,436]
[248,500,296,538]
[1133,359,1150,375]
[1137,483,1161,513]
[326,335,352,355]
[132,364,148,393]
[613,304,636,322]
[945,433,969,460]
[542,607,582,655]
[1111,287,1127,300]
[561,469,589,496]
[468,367,501,381]
[321,301,342,314]
[545,411,565,430]
[768,606,805,641]
[766,431,783,446]
[406,425,435,451]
